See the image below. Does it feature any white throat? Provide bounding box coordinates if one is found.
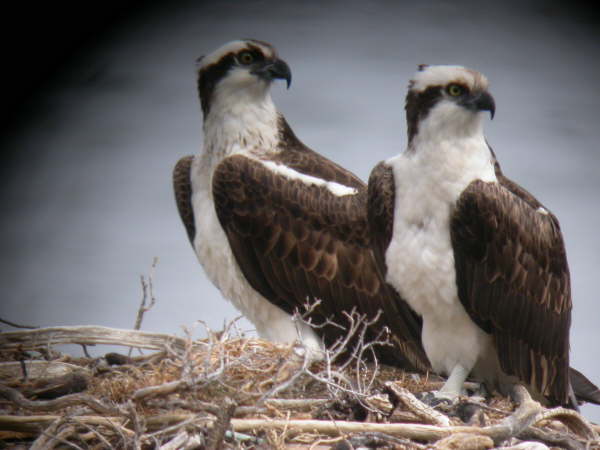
[407,106,496,191]
[202,79,280,168]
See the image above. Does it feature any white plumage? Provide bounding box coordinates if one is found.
[384,65,500,394]
[190,41,323,354]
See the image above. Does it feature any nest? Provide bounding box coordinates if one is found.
[0,319,599,449]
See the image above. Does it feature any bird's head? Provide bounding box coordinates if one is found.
[405,65,495,144]
[196,39,292,117]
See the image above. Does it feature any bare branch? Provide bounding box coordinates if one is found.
[0,326,188,352]
[129,258,159,357]
[206,397,236,450]
[385,381,450,427]
[0,383,119,415]
[0,316,38,329]
[532,405,598,441]
[159,430,204,450]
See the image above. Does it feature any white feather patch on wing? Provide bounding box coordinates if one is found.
[259,160,358,197]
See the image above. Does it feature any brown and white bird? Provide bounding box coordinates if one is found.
[173,39,428,370]
[367,64,600,407]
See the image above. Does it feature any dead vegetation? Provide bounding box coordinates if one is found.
[1,311,599,449]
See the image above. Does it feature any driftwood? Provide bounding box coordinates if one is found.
[0,325,188,352]
[0,360,90,380]
[386,381,451,427]
[0,322,598,449]
[0,408,594,444]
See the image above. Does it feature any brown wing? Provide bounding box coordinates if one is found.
[173,155,196,244]
[367,161,396,279]
[212,153,428,371]
[451,179,572,405]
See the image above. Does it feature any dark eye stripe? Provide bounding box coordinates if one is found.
[238,48,265,64]
[198,47,270,116]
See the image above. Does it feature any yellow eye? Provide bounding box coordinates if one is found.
[238,51,254,65]
[447,84,464,96]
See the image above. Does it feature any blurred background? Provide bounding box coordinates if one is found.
[1,0,598,421]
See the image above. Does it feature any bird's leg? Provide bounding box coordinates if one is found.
[437,363,470,400]
[420,364,470,407]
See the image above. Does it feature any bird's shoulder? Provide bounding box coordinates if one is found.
[173,155,196,244]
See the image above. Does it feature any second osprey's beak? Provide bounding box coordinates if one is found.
[252,59,292,89]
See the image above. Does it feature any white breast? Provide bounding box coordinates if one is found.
[190,155,323,355]
[384,134,497,376]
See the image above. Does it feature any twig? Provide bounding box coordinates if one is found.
[132,379,188,401]
[432,432,494,449]
[344,432,427,449]
[129,258,159,357]
[518,426,585,450]
[0,316,38,329]
[144,397,329,417]
[0,414,128,433]
[73,418,117,450]
[80,344,92,358]
[2,407,596,447]
[206,397,236,450]
[135,258,158,331]
[265,398,330,410]
[229,417,468,440]
[0,360,91,381]
[483,385,542,445]
[144,416,198,440]
[0,383,119,415]
[127,401,144,450]
[31,418,84,450]
[159,431,203,450]
[532,405,598,441]
[257,344,312,403]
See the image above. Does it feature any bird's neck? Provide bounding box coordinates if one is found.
[406,115,496,187]
[202,91,280,166]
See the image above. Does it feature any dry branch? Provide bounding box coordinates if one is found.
[0,317,38,329]
[0,384,119,415]
[0,326,188,352]
[532,405,598,441]
[0,415,128,434]
[386,381,450,426]
[0,360,90,380]
[0,414,539,443]
[129,258,159,358]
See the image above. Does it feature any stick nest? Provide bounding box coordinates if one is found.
[0,321,598,449]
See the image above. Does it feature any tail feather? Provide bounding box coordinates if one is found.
[570,367,600,405]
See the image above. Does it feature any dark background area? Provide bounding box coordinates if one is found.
[1,0,599,421]
[2,2,150,126]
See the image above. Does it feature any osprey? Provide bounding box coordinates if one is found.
[367,64,600,407]
[173,39,428,370]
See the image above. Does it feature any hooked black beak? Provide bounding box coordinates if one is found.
[252,58,292,89]
[467,90,496,119]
